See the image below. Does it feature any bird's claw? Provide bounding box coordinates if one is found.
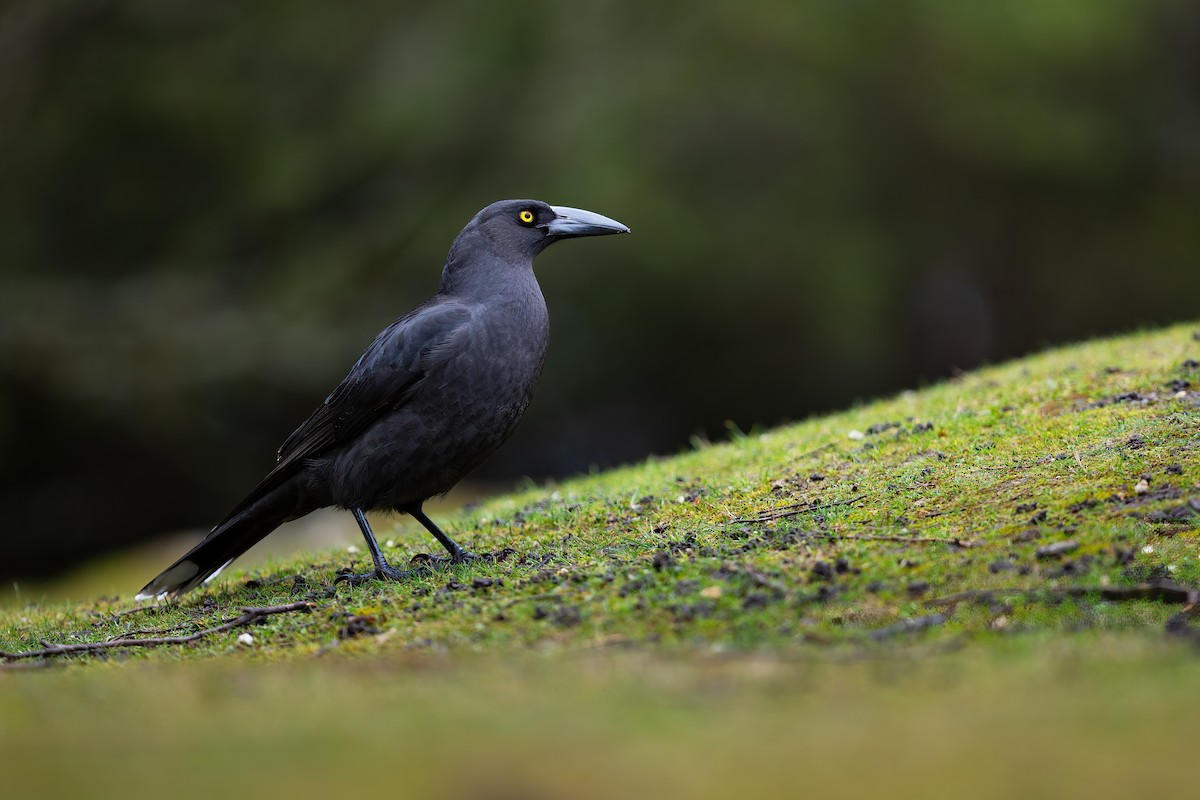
[334,563,425,587]
[409,547,515,568]
[409,550,481,568]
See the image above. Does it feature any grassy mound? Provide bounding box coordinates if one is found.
[2,322,1198,798]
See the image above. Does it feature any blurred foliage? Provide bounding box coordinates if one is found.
[1,0,1199,577]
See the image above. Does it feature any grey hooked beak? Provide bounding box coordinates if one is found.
[543,205,631,238]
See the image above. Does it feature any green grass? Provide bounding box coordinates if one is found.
[2,322,1199,798]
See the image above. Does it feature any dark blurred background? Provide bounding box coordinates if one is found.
[2,0,1199,584]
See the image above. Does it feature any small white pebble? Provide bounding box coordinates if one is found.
[677,496,687,504]
[1135,479,1150,495]
[347,545,360,554]
[848,430,865,440]
[1142,545,1155,554]
[384,540,396,548]
[1175,390,1188,399]
[236,633,254,646]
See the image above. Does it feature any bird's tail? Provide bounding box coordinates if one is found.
[136,482,310,600]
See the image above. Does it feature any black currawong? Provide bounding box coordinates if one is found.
[137,200,629,599]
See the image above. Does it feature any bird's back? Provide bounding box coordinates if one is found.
[321,271,549,511]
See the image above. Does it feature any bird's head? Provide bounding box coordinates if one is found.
[466,199,630,259]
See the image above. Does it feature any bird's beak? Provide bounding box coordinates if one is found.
[543,205,631,238]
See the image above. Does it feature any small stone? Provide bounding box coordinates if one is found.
[848,430,865,440]
[906,580,929,596]
[700,586,723,599]
[1013,528,1041,543]
[1135,478,1150,495]
[988,559,1016,574]
[347,545,360,554]
[1036,540,1079,559]
[811,561,834,580]
[236,633,254,646]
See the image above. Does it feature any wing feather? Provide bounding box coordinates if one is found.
[216,299,473,523]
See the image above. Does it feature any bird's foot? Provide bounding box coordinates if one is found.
[408,549,479,569]
[409,547,516,568]
[334,563,427,587]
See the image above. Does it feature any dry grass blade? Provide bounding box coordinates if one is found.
[731,493,867,524]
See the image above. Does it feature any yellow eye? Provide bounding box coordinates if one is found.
[518,209,535,224]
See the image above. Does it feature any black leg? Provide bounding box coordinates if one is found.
[409,504,477,562]
[353,508,391,572]
[334,508,422,586]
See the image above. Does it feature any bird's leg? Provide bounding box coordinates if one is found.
[334,508,422,585]
[409,504,480,564]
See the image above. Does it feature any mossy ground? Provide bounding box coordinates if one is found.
[3,323,1199,798]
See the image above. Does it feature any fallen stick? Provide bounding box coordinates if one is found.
[926,582,1200,609]
[868,613,950,641]
[798,531,974,547]
[0,601,314,662]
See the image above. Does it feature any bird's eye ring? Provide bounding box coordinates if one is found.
[518,209,535,225]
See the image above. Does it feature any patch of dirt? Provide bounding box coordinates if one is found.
[1078,391,1160,411]
[533,604,581,627]
[1138,499,1200,524]
[334,613,379,640]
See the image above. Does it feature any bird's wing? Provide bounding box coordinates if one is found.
[223,299,473,517]
[275,299,473,470]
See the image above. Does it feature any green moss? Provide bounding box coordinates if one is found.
[4,322,1199,663]
[3,323,1199,798]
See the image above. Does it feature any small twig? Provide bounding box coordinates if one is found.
[106,605,160,621]
[920,507,966,520]
[926,582,1200,609]
[795,530,974,547]
[795,442,835,460]
[0,602,313,662]
[105,622,193,642]
[732,493,867,524]
[868,613,950,641]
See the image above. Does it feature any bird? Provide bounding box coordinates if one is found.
[137,199,629,599]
